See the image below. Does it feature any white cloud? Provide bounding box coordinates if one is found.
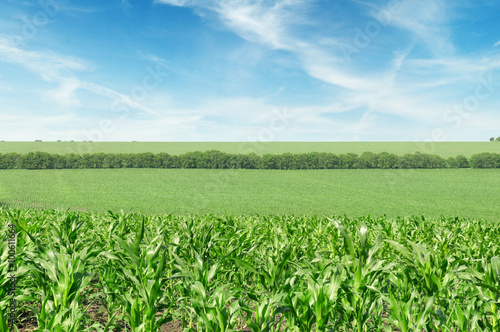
[2,1,498,141]
[80,82,159,116]
[0,37,160,116]
[494,41,500,47]
[153,0,500,140]
[379,0,454,56]
[0,36,88,81]
[45,78,81,107]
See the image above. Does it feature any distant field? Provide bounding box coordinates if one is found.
[0,168,498,220]
[1,141,500,157]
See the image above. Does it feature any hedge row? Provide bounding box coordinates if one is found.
[1,150,499,169]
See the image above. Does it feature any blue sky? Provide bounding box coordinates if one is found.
[0,0,499,141]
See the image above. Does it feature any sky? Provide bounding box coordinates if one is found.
[0,0,499,142]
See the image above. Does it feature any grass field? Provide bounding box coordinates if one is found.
[0,168,498,220]
[1,141,500,157]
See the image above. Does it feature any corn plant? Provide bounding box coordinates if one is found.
[331,219,394,331]
[26,248,97,331]
[0,243,14,331]
[182,282,242,331]
[385,239,464,328]
[95,263,123,326]
[233,244,293,295]
[276,264,343,331]
[1,209,500,330]
[387,291,434,332]
[47,212,86,254]
[469,256,500,331]
[240,293,285,332]
[449,299,482,331]
[102,217,172,332]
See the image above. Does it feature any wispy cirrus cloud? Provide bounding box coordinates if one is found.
[0,35,88,81]
[378,0,454,56]
[1,0,499,141]
[155,0,500,139]
[0,36,159,115]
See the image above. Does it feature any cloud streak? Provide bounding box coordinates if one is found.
[155,0,500,139]
[1,0,499,141]
[0,36,159,116]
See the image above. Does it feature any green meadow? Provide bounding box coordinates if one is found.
[0,168,498,220]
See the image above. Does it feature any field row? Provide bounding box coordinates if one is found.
[1,169,499,220]
[3,150,500,170]
[1,209,499,331]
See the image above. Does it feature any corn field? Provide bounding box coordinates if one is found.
[1,208,500,331]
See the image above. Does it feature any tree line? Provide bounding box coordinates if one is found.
[0,150,499,169]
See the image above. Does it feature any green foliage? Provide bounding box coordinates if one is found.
[470,152,500,168]
[2,209,500,331]
[3,150,500,169]
[1,168,500,220]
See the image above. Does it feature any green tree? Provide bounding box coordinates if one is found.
[324,153,340,169]
[358,152,379,169]
[339,153,358,169]
[0,153,21,169]
[377,152,399,169]
[455,155,469,168]
[470,153,500,168]
[65,153,81,168]
[21,152,55,169]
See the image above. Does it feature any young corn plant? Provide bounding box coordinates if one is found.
[26,248,98,331]
[469,256,500,331]
[47,212,86,254]
[182,281,242,332]
[387,291,434,332]
[385,239,462,329]
[278,267,343,332]
[222,229,261,287]
[240,293,286,332]
[280,286,315,331]
[95,263,123,327]
[449,300,482,331]
[1,261,33,331]
[103,210,136,250]
[171,247,227,329]
[178,219,222,264]
[103,217,172,332]
[5,209,48,253]
[0,243,14,331]
[330,219,394,332]
[233,244,293,296]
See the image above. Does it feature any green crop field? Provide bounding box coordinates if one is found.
[1,209,500,331]
[1,141,500,157]
[0,168,499,220]
[1,144,500,331]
